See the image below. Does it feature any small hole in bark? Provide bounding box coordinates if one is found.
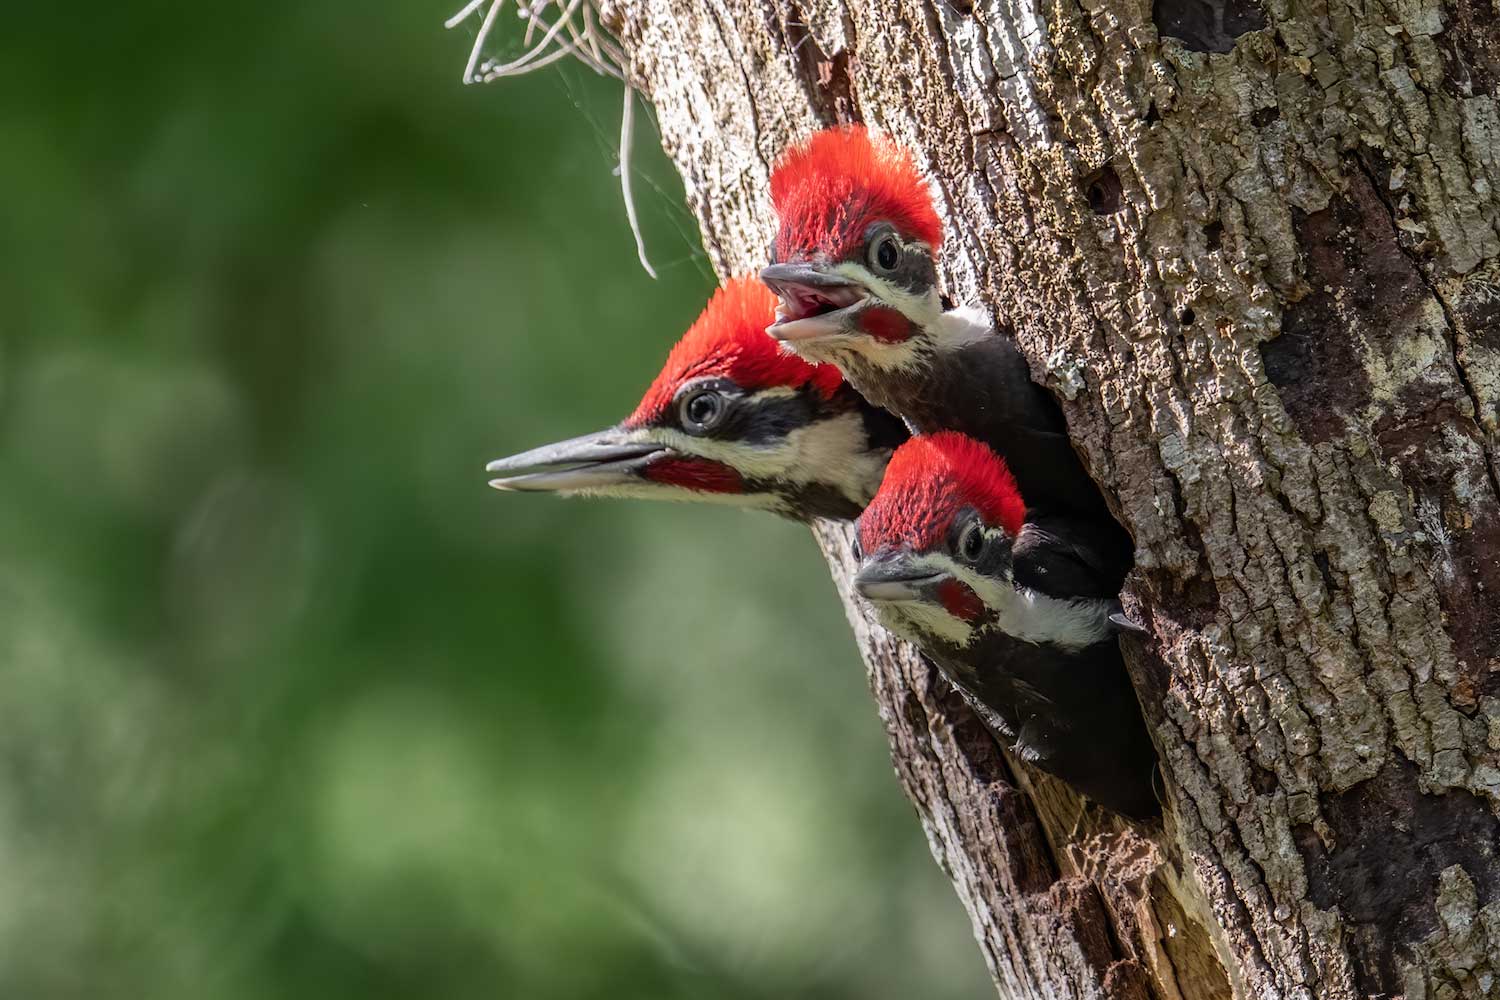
[1144,103,1161,125]
[943,0,976,13]
[1205,221,1223,251]
[1251,106,1280,127]
[1178,307,1196,325]
[1084,166,1123,215]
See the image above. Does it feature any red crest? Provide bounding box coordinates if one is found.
[770,126,943,262]
[628,276,844,427]
[859,432,1026,553]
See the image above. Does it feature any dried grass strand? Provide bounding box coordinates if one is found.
[619,85,657,279]
[446,0,653,277]
[445,0,490,29]
[479,0,584,78]
[459,0,506,83]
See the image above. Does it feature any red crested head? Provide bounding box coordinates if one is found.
[627,275,844,427]
[769,126,943,263]
[858,432,1025,554]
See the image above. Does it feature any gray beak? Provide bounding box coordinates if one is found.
[486,427,667,493]
[760,263,867,343]
[853,552,949,603]
[760,262,857,289]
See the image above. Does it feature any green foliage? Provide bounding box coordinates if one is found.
[0,3,989,997]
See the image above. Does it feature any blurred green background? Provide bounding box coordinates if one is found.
[0,4,990,997]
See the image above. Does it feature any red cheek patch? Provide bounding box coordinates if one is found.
[643,458,744,494]
[937,578,985,623]
[858,305,915,343]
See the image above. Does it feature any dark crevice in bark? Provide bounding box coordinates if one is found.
[772,2,861,126]
[1203,219,1222,251]
[1248,105,1279,128]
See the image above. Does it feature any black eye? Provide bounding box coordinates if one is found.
[680,389,725,433]
[869,233,901,273]
[958,523,984,563]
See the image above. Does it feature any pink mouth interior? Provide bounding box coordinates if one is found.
[775,283,862,321]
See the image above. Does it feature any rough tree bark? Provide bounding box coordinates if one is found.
[597,0,1500,996]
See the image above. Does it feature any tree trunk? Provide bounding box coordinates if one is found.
[598,0,1500,996]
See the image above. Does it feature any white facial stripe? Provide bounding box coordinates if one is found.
[866,550,1114,651]
[950,555,1114,651]
[781,410,889,503]
[617,409,887,506]
[747,385,799,401]
[827,259,938,325]
[875,598,977,647]
[861,551,977,647]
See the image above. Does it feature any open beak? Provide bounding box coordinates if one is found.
[853,552,949,604]
[486,427,668,493]
[760,262,867,343]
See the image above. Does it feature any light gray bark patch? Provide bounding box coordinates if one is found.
[1453,274,1500,363]
[1292,758,1500,997]
[1150,0,1265,54]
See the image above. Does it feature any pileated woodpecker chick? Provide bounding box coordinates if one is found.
[854,431,1160,819]
[486,276,906,520]
[760,126,1130,579]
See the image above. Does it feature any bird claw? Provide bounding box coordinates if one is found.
[1108,610,1148,635]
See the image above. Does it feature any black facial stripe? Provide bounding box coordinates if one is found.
[746,477,864,521]
[731,391,818,444]
[948,508,1012,578]
[656,379,853,448]
[650,381,871,522]
[862,222,938,297]
[717,377,864,446]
